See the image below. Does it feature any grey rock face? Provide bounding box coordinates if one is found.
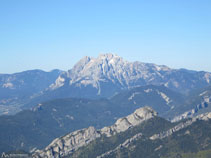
[101,106,157,137]
[150,112,211,140]
[171,95,211,122]
[33,126,101,158]
[97,112,211,158]
[33,106,157,158]
[48,54,211,99]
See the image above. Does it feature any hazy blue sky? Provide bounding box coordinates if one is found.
[0,0,211,73]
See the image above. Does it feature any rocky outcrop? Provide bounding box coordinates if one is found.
[150,112,211,140]
[97,112,211,158]
[32,106,157,158]
[33,126,101,158]
[172,96,211,122]
[101,106,157,137]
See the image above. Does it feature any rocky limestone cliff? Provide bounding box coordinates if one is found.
[97,112,211,158]
[48,53,211,98]
[150,112,211,140]
[32,106,157,158]
[101,106,157,137]
[172,96,211,122]
[33,126,100,158]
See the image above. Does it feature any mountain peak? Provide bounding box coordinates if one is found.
[74,53,124,69]
[48,53,211,98]
[98,53,121,60]
[71,56,92,72]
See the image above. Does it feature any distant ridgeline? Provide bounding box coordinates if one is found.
[1,54,211,115]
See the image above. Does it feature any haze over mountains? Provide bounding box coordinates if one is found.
[1,54,211,158]
[0,69,62,115]
[1,54,211,115]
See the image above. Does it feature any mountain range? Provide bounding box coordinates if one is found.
[1,54,211,115]
[0,53,211,158]
[33,53,211,102]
